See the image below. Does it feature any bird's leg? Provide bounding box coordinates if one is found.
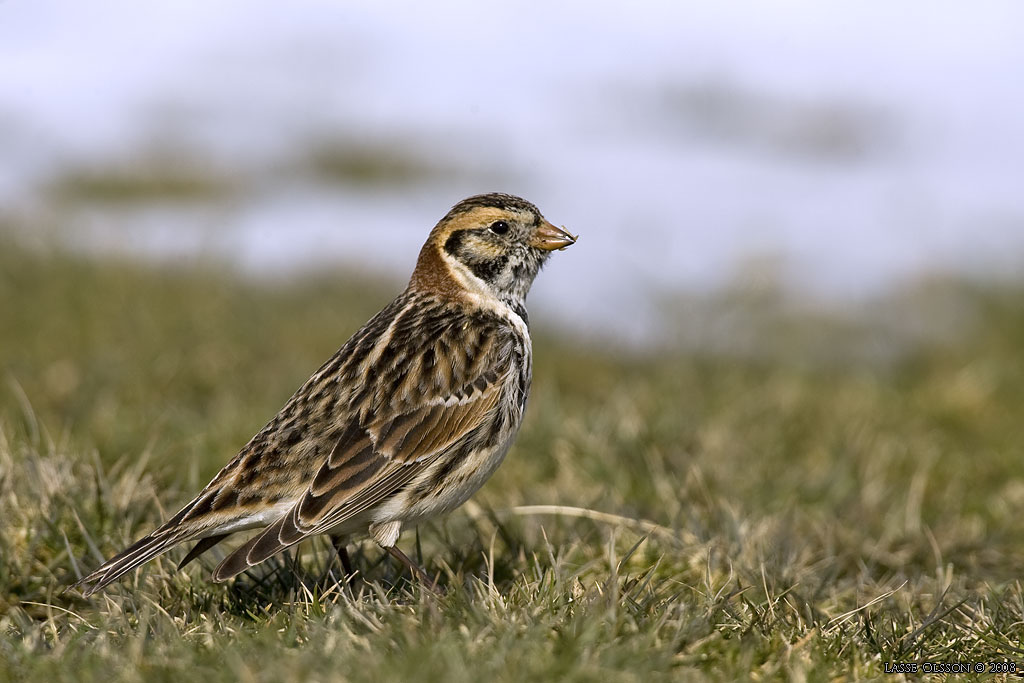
[329,535,356,584]
[384,545,440,593]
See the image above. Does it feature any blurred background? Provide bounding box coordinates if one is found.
[3,1,1023,345]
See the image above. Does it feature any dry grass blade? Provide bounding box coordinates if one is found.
[505,504,697,545]
[824,581,907,633]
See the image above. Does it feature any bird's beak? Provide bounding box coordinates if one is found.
[531,220,578,251]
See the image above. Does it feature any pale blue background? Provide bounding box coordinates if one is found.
[3,1,1023,340]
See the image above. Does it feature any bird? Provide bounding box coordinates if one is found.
[74,192,576,596]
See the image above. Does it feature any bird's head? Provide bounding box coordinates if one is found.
[411,193,576,305]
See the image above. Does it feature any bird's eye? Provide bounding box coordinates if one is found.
[489,220,510,235]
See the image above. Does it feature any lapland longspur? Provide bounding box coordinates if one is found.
[76,193,576,595]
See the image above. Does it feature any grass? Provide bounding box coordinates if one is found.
[2,240,1024,680]
[41,138,467,209]
[303,139,462,187]
[46,152,238,205]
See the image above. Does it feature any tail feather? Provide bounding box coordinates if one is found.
[74,531,185,596]
[177,533,231,570]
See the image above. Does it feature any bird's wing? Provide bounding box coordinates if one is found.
[212,323,514,581]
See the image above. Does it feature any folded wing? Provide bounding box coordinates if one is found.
[212,330,511,581]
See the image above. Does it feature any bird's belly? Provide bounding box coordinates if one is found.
[389,436,516,525]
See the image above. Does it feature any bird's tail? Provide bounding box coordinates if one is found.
[73,530,187,596]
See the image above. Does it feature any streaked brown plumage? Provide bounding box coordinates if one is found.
[75,193,576,595]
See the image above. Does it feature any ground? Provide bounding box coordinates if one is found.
[2,241,1023,681]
